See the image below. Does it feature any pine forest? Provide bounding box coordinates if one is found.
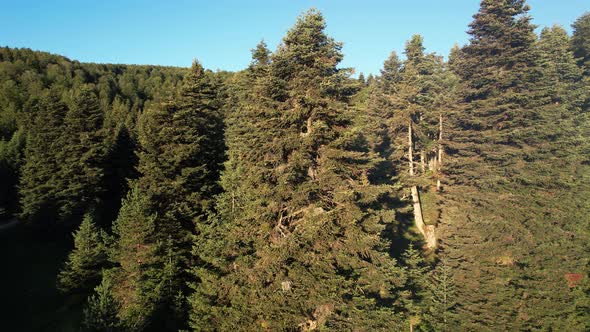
[1,1,590,331]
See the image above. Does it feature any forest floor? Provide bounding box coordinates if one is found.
[0,220,82,331]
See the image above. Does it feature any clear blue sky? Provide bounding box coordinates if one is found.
[1,0,588,75]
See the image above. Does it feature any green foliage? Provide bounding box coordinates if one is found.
[57,213,107,293]
[18,87,108,225]
[0,46,186,222]
[571,12,590,74]
[108,186,160,331]
[1,4,590,332]
[191,9,404,331]
[18,91,68,224]
[59,87,108,221]
[105,60,224,331]
[83,271,120,332]
[98,124,138,227]
[423,258,457,332]
[440,1,590,330]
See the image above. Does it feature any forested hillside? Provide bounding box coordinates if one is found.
[1,1,589,331]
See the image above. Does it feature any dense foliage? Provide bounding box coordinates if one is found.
[1,2,589,331]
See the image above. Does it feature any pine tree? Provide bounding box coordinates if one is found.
[190,9,405,331]
[366,35,456,249]
[107,60,224,330]
[188,41,277,330]
[441,1,540,328]
[571,12,590,74]
[19,91,68,224]
[83,271,120,332]
[98,124,138,227]
[108,186,160,331]
[365,51,401,157]
[400,244,429,331]
[59,86,108,221]
[423,258,457,332]
[441,1,590,329]
[358,72,366,85]
[57,213,107,293]
[19,87,107,225]
[511,23,590,332]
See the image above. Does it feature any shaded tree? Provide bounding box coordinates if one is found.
[57,213,107,293]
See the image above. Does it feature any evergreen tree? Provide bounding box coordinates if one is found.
[19,91,68,224]
[108,186,160,331]
[365,51,401,157]
[571,12,590,74]
[366,35,456,249]
[83,271,120,332]
[107,60,224,330]
[423,258,457,332]
[400,244,429,331]
[441,1,590,329]
[538,25,585,105]
[57,213,107,293]
[19,87,108,225]
[59,86,108,221]
[191,9,405,331]
[98,124,139,227]
[358,72,366,85]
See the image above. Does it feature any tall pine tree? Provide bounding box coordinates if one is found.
[59,86,108,221]
[104,61,224,331]
[441,1,590,329]
[19,91,68,224]
[190,9,406,331]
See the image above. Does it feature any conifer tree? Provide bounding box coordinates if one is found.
[400,244,429,331]
[59,86,108,221]
[57,213,107,293]
[108,186,160,331]
[98,124,138,226]
[83,271,120,332]
[358,72,366,85]
[441,1,590,329]
[367,35,456,248]
[538,25,585,105]
[441,1,543,328]
[190,9,405,331]
[423,258,457,332]
[107,60,224,330]
[188,42,277,330]
[19,91,68,224]
[571,12,590,74]
[365,51,401,157]
[19,87,108,225]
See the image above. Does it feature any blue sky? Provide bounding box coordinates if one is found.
[1,0,589,75]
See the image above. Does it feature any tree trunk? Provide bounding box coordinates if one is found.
[301,116,313,137]
[408,121,432,248]
[408,122,414,176]
[411,186,426,237]
[438,114,443,166]
[437,113,443,192]
[420,150,425,173]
